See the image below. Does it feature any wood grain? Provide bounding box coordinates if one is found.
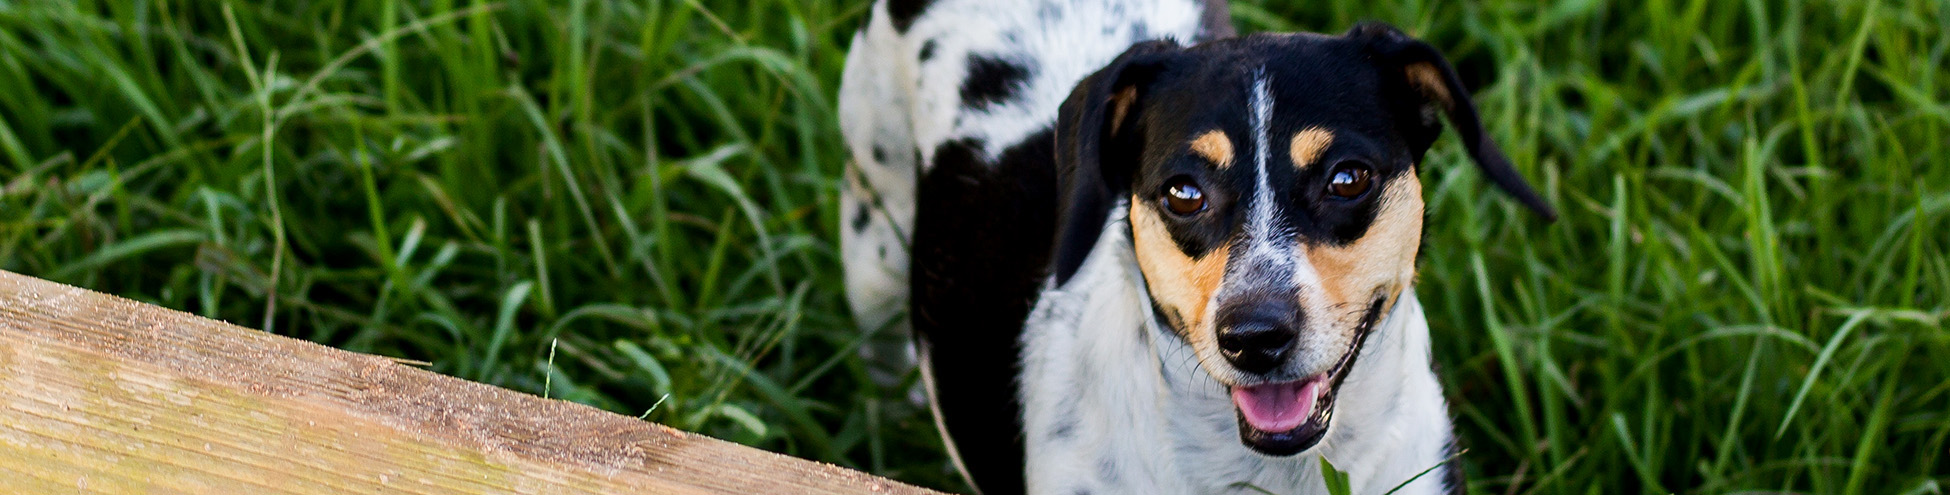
[0,270,943,495]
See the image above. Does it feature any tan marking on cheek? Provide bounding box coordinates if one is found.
[1190,130,1234,169]
[1108,86,1138,136]
[1305,172,1424,322]
[1288,128,1335,170]
[1404,63,1454,112]
[1130,200,1231,341]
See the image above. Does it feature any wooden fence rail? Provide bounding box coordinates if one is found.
[0,270,941,495]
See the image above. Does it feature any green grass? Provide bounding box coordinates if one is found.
[0,0,1944,493]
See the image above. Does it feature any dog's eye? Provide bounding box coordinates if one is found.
[1163,178,1206,215]
[1327,163,1373,200]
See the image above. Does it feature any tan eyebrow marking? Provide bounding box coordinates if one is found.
[1289,127,1336,169]
[1189,130,1235,169]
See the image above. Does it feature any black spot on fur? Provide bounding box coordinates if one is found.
[911,130,1057,494]
[872,145,889,164]
[919,39,938,62]
[1043,374,1084,441]
[960,55,1032,110]
[1048,415,1076,440]
[1097,456,1120,483]
[851,201,873,232]
[886,0,932,32]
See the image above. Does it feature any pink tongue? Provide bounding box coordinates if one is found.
[1231,379,1322,433]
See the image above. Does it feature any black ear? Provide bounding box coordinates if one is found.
[1051,40,1179,285]
[1351,23,1558,221]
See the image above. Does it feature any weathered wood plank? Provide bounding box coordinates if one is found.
[0,270,942,495]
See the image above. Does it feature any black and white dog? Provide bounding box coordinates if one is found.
[838,1,1554,493]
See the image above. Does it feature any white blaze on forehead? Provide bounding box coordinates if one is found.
[1204,68,1329,379]
[1238,69,1321,289]
[1248,69,1276,245]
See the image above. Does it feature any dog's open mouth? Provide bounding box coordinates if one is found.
[1228,358,1347,455]
[1227,298,1386,456]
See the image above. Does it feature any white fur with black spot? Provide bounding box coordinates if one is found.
[840,0,1208,342]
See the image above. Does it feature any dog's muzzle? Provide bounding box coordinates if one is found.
[1218,298,1387,456]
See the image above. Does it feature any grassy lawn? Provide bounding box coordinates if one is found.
[0,0,1944,493]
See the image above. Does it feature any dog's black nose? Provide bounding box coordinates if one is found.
[1216,316,1296,375]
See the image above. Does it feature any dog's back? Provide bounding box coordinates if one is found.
[838,1,1232,491]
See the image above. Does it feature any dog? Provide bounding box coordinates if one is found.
[838,1,1555,493]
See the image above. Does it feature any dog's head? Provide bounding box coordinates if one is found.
[1051,23,1555,456]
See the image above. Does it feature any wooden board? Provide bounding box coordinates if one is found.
[0,270,942,495]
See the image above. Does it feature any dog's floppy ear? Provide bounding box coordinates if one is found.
[1051,40,1180,285]
[1352,23,1558,221]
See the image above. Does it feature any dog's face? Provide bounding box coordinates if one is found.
[1051,25,1554,456]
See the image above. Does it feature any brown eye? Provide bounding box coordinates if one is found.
[1327,163,1373,199]
[1163,178,1206,215]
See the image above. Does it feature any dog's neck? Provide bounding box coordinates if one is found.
[1020,205,1457,495]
